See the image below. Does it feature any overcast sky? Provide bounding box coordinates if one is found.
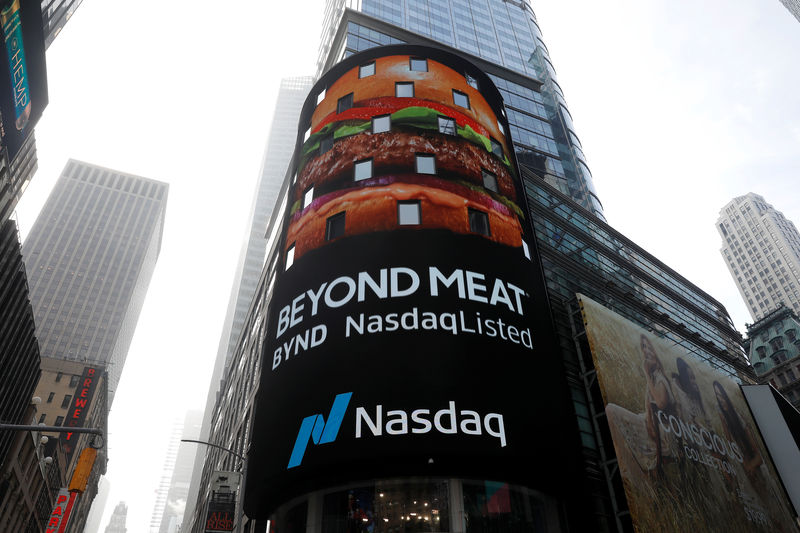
[13,0,800,531]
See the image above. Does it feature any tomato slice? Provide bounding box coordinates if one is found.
[313,96,490,138]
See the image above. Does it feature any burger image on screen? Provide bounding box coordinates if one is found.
[285,55,525,263]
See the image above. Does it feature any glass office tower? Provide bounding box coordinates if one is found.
[186,3,754,532]
[316,0,604,220]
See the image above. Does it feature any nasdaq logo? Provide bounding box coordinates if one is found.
[287,392,352,469]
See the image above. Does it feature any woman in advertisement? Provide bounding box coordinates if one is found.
[605,334,678,479]
[712,380,780,526]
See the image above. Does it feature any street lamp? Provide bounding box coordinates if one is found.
[181,439,248,533]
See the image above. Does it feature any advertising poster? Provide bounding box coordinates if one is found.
[0,0,47,162]
[245,47,576,517]
[578,294,798,533]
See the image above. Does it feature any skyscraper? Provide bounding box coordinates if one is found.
[184,76,312,525]
[778,0,800,22]
[717,192,800,321]
[40,0,85,48]
[151,410,202,533]
[104,501,128,533]
[187,2,758,531]
[316,0,604,220]
[22,159,168,400]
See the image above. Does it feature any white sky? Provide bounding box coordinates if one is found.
[13,0,800,531]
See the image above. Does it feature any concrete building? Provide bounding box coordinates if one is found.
[104,501,128,533]
[185,76,313,525]
[717,192,800,321]
[779,0,800,23]
[746,305,800,409]
[41,0,85,48]
[32,357,108,533]
[22,159,168,401]
[0,400,66,533]
[151,410,202,533]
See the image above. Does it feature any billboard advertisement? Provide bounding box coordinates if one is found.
[0,0,47,162]
[244,46,576,517]
[60,366,100,461]
[578,293,799,532]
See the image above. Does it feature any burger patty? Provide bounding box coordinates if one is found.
[297,132,517,204]
[285,180,523,262]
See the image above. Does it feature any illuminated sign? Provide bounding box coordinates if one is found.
[245,45,577,518]
[45,488,77,533]
[60,366,99,460]
[578,293,798,533]
[0,0,46,162]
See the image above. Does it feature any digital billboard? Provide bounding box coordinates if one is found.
[0,0,47,162]
[244,46,578,517]
[578,293,798,532]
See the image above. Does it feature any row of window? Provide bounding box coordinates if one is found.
[286,203,493,270]
[315,112,504,161]
[335,82,471,114]
[38,413,65,426]
[301,155,500,210]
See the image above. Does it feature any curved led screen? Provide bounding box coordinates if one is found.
[245,45,576,517]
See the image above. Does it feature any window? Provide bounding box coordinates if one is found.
[316,88,326,105]
[55,372,63,383]
[38,414,46,424]
[398,201,421,225]
[337,93,354,113]
[410,58,428,72]
[415,154,436,174]
[286,244,295,270]
[359,62,375,78]
[490,138,503,158]
[55,416,64,427]
[354,159,373,181]
[438,116,456,135]
[453,89,470,109]
[326,212,346,240]
[61,395,72,408]
[396,82,414,98]
[47,392,55,403]
[69,375,80,387]
[372,115,391,134]
[465,73,479,89]
[469,208,491,236]
[303,187,314,209]
[320,133,334,154]
[522,240,531,260]
[482,170,498,192]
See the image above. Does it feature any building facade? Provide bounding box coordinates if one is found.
[316,0,604,221]
[0,219,41,467]
[187,42,753,533]
[31,357,108,533]
[0,400,65,533]
[717,192,800,321]
[778,0,800,22]
[185,76,313,526]
[151,410,202,533]
[746,305,800,409]
[22,159,168,400]
[104,501,128,533]
[40,0,85,48]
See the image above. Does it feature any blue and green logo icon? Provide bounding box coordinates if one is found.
[288,392,352,469]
